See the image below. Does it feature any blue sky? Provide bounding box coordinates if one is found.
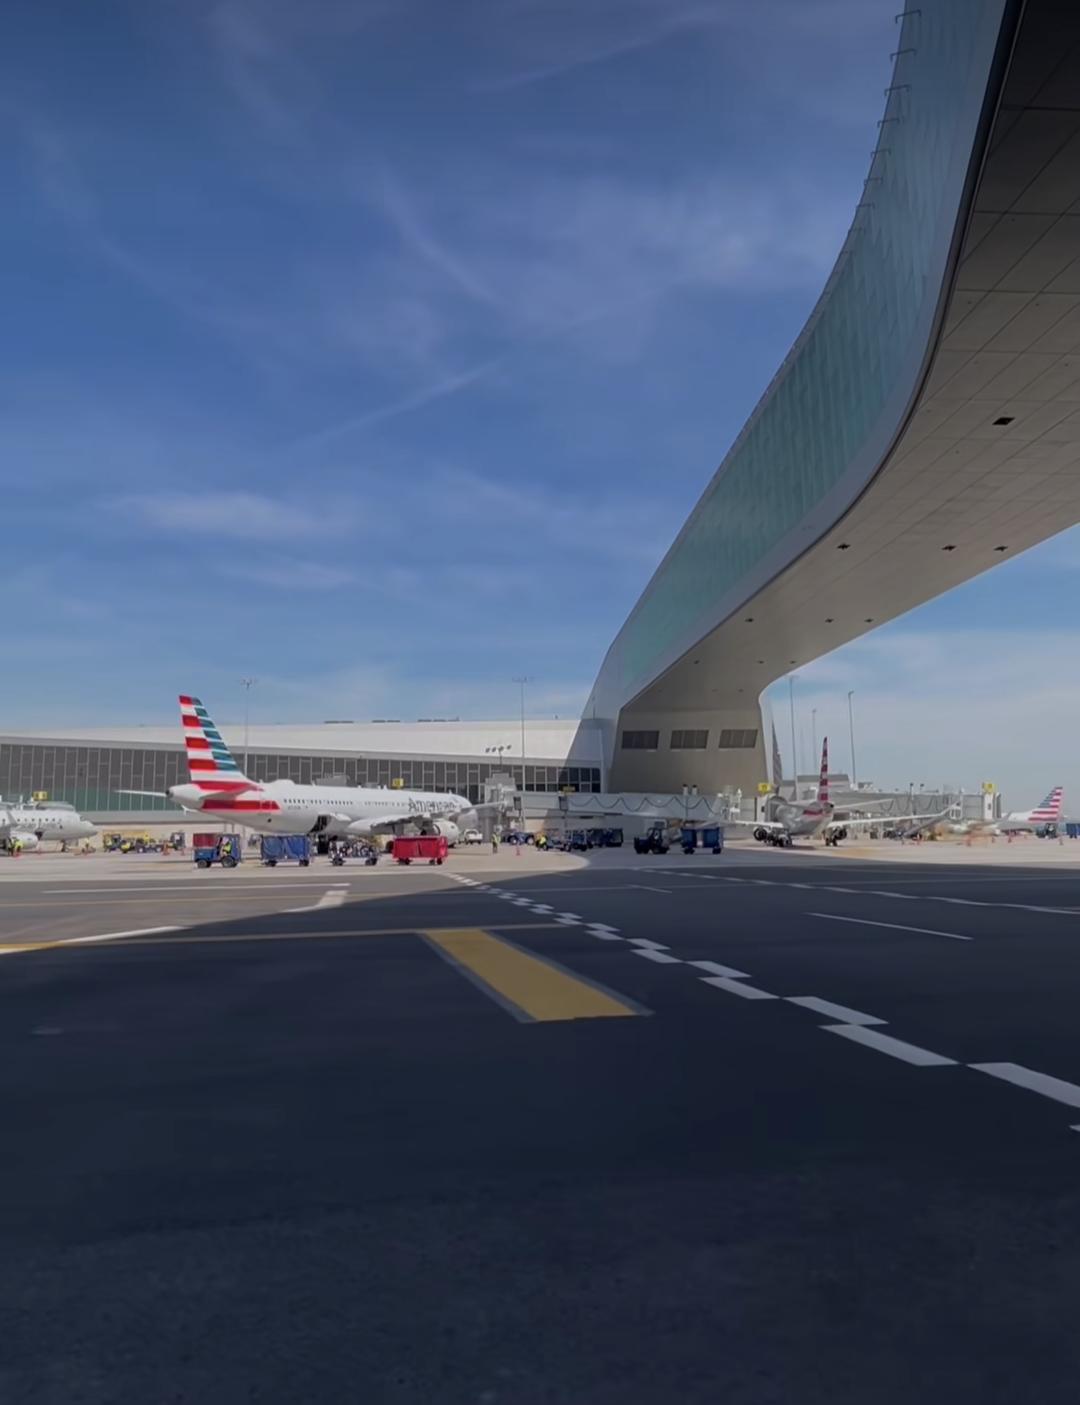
[2,0,1076,805]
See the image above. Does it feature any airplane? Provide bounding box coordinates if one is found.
[952,785,1064,836]
[0,798,96,851]
[740,739,955,847]
[124,694,499,845]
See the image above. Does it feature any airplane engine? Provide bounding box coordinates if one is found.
[425,820,460,845]
[345,818,377,838]
[5,830,39,852]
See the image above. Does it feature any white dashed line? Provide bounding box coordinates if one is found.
[970,1062,1080,1110]
[689,959,752,978]
[823,1025,956,1066]
[555,913,582,925]
[627,938,670,951]
[633,949,684,964]
[700,976,778,1000]
[785,996,886,1027]
[530,904,554,914]
[809,912,973,942]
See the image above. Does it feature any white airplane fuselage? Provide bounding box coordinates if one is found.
[170,779,476,839]
[0,803,96,849]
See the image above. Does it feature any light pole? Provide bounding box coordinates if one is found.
[512,676,532,821]
[240,677,258,776]
[847,690,858,788]
[788,674,798,801]
[811,707,817,768]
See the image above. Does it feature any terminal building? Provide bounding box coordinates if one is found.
[3,1,1079,825]
[0,720,604,824]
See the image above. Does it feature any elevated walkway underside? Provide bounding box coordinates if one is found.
[612,2,1080,794]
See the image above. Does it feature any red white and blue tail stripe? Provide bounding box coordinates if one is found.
[179,695,249,784]
[1029,786,1063,821]
[177,695,279,814]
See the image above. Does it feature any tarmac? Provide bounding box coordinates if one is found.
[3,840,1080,1402]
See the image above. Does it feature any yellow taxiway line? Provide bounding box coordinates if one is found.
[421,927,647,1022]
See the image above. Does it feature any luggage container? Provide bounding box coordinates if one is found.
[260,835,312,867]
[391,835,448,865]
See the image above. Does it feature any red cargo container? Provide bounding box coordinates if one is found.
[391,835,448,865]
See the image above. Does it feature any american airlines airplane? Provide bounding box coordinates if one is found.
[0,799,96,850]
[741,739,955,847]
[953,785,1064,836]
[144,695,493,843]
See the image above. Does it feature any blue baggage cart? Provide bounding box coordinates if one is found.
[260,834,312,867]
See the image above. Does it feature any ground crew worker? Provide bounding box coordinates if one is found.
[12,838,23,858]
[492,831,500,855]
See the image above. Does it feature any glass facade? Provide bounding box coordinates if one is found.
[613,0,1008,695]
[0,742,601,814]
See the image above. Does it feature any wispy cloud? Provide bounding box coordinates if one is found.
[287,358,501,452]
[364,168,505,313]
[474,0,723,91]
[115,491,349,541]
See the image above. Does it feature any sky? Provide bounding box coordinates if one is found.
[2,0,1077,808]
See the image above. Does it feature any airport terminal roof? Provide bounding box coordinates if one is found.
[0,717,602,765]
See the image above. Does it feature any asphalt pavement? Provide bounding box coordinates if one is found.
[4,848,1080,1403]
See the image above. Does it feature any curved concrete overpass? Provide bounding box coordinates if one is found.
[587,0,1080,793]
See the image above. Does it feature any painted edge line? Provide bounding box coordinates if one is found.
[785,996,886,1027]
[823,1024,956,1066]
[701,976,778,1000]
[970,1062,1080,1110]
[689,959,751,979]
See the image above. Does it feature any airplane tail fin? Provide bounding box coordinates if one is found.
[179,694,255,790]
[1033,785,1064,820]
[818,737,830,808]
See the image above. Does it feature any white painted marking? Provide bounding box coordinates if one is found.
[701,977,778,1000]
[751,880,775,886]
[633,949,683,964]
[809,912,972,942]
[632,885,672,894]
[868,891,918,900]
[589,923,619,933]
[530,904,554,914]
[824,1025,956,1066]
[627,938,669,950]
[60,925,182,946]
[511,898,533,906]
[785,996,885,1027]
[589,931,624,941]
[689,959,751,979]
[555,914,582,925]
[788,883,811,890]
[288,887,348,913]
[822,886,856,894]
[970,1062,1080,1110]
